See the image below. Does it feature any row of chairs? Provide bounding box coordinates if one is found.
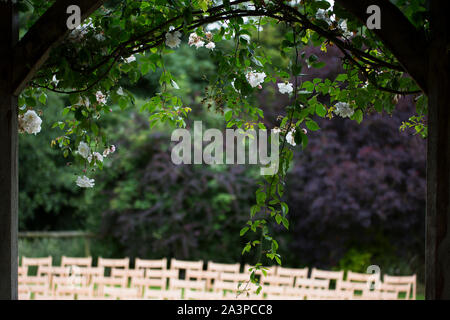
[18,256,417,300]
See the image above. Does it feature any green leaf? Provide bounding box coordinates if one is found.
[256,190,266,205]
[240,227,249,236]
[315,104,327,117]
[25,96,36,107]
[302,81,314,92]
[250,205,259,217]
[281,202,289,215]
[38,93,47,105]
[275,214,282,224]
[301,132,308,149]
[256,286,262,295]
[198,0,210,12]
[251,57,263,67]
[282,217,289,230]
[118,97,128,110]
[354,109,363,123]
[312,61,326,69]
[315,0,331,9]
[335,74,348,82]
[141,62,150,76]
[241,243,251,255]
[275,256,282,265]
[171,80,180,90]
[225,110,233,122]
[91,122,99,136]
[306,120,320,131]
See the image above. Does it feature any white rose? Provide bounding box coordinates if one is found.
[334,102,354,118]
[205,42,215,50]
[95,91,107,105]
[277,82,293,94]
[18,110,42,135]
[165,27,182,49]
[76,176,95,188]
[77,142,90,159]
[245,70,266,88]
[194,40,205,48]
[77,97,90,107]
[88,151,103,164]
[188,33,205,48]
[51,75,59,87]
[102,145,116,157]
[125,55,136,63]
[286,128,296,146]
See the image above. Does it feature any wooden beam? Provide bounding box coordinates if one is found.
[1,0,104,300]
[18,231,96,238]
[335,0,429,94]
[13,0,105,96]
[425,0,450,300]
[0,1,18,300]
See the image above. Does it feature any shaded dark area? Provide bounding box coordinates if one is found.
[100,134,258,264]
[286,101,425,277]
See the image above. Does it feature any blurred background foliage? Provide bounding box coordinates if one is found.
[18,23,425,286]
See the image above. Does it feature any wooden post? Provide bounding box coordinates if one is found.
[425,0,450,300]
[0,1,18,300]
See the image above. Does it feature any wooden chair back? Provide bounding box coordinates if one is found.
[111,268,145,281]
[383,274,416,299]
[21,256,52,275]
[135,258,167,271]
[144,289,182,300]
[220,272,251,283]
[97,257,130,269]
[144,269,179,290]
[213,280,243,293]
[170,259,203,278]
[169,279,206,291]
[207,262,240,273]
[311,268,344,289]
[295,278,329,290]
[92,276,128,296]
[184,290,223,300]
[276,266,308,285]
[185,270,219,290]
[260,275,294,287]
[103,286,141,300]
[18,275,50,297]
[61,256,92,268]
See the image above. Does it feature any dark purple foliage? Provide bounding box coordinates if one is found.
[284,99,425,273]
